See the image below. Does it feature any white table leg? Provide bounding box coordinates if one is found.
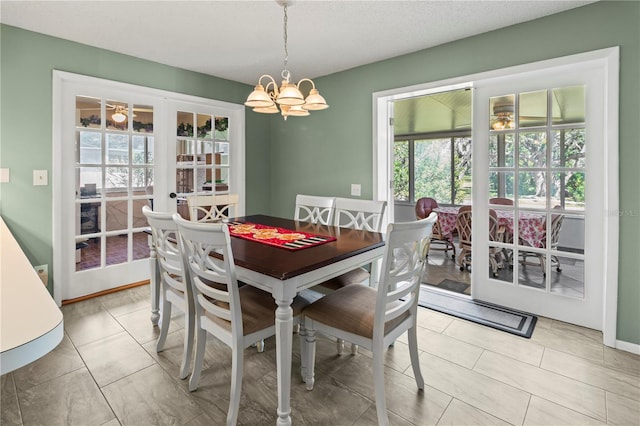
[148,235,160,326]
[274,297,294,426]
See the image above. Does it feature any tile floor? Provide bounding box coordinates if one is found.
[2,284,639,426]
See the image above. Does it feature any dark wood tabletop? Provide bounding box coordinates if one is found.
[229,215,385,281]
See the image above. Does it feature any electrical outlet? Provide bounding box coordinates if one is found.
[351,183,361,197]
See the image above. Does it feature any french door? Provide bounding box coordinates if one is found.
[472,62,607,330]
[54,72,244,303]
[56,79,163,301]
[164,100,245,219]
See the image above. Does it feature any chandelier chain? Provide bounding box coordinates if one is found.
[282,4,289,80]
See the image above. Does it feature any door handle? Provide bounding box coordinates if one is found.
[169,192,177,199]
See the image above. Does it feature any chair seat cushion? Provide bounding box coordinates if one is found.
[204,285,313,336]
[315,267,370,291]
[302,285,410,339]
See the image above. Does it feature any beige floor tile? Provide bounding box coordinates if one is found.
[420,352,530,425]
[17,368,115,426]
[100,284,151,317]
[353,404,415,426]
[318,347,451,425]
[414,325,484,369]
[534,316,553,331]
[437,398,511,425]
[474,351,606,421]
[64,308,125,347]
[77,331,156,387]
[604,346,640,377]
[101,364,204,426]
[530,325,604,363]
[1,374,22,426]
[550,319,604,343]
[11,334,84,391]
[115,305,163,345]
[443,319,544,366]
[541,348,640,400]
[606,391,640,426]
[523,395,606,425]
[416,307,455,333]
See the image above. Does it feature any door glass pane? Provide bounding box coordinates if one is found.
[77,167,102,199]
[489,133,514,167]
[76,236,101,271]
[215,116,229,140]
[197,114,213,138]
[518,132,547,168]
[106,134,129,164]
[552,85,585,125]
[76,96,102,129]
[107,100,128,131]
[77,131,102,164]
[551,172,585,211]
[177,111,194,136]
[552,129,585,168]
[106,200,128,232]
[106,235,127,266]
[518,172,547,209]
[133,231,150,261]
[132,104,154,133]
[132,135,153,165]
[106,167,129,195]
[490,95,515,130]
[519,90,547,127]
[216,142,230,166]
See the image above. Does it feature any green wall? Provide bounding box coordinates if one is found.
[0,24,271,289]
[268,1,640,345]
[1,1,638,345]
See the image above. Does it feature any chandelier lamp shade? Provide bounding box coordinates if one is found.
[244,2,328,120]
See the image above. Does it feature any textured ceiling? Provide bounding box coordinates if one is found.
[1,0,596,86]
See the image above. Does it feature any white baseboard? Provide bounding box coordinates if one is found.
[615,339,640,355]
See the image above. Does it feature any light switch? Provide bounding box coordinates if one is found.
[351,183,361,197]
[33,170,48,186]
[0,168,9,183]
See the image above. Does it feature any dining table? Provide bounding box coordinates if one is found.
[148,214,385,425]
[433,206,547,248]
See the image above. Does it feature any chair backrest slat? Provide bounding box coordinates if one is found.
[333,197,387,232]
[294,194,335,225]
[187,194,239,222]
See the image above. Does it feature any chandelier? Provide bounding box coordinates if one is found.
[244,2,328,120]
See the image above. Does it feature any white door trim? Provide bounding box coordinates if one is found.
[372,47,619,346]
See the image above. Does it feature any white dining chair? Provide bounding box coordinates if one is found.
[302,213,436,426]
[142,206,193,379]
[173,215,311,425]
[294,194,335,225]
[314,197,387,354]
[186,193,239,222]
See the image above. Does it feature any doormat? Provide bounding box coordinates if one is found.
[431,279,470,294]
[418,286,537,338]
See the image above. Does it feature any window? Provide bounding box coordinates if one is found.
[393,134,472,205]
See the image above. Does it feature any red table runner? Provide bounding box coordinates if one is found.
[227,221,336,250]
